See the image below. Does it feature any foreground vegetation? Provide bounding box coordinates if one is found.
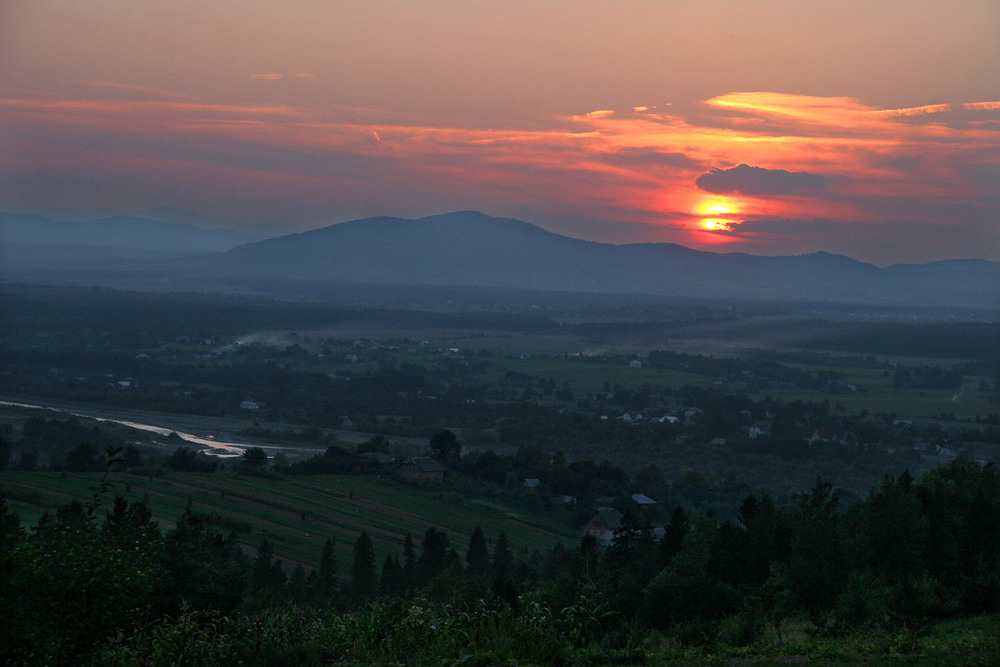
[0,466,579,573]
[2,456,997,664]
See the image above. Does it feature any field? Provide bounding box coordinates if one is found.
[0,469,581,571]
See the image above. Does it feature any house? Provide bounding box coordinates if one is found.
[748,420,773,439]
[808,428,841,444]
[240,400,260,410]
[584,507,623,546]
[523,478,541,489]
[398,457,445,483]
[631,493,658,510]
[549,494,577,507]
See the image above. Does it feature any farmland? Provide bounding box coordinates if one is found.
[0,471,580,567]
[0,469,580,571]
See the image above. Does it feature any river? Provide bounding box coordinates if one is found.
[0,399,323,459]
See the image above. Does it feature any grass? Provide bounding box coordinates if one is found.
[634,614,1000,665]
[0,469,581,573]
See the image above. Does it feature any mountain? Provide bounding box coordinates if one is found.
[0,211,260,253]
[170,211,998,309]
[2,209,996,310]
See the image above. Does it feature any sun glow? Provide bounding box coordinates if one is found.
[695,196,741,232]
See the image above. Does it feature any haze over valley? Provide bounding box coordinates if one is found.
[1,2,999,663]
[3,208,997,313]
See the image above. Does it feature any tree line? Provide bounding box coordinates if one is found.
[2,457,997,664]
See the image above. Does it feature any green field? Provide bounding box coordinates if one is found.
[0,470,581,573]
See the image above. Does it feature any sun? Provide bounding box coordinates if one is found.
[694,196,741,232]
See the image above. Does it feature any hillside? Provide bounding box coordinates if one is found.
[0,470,580,571]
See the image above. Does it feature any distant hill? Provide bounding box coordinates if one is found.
[2,209,996,309]
[0,211,259,252]
[182,211,999,309]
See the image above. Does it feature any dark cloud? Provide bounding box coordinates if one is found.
[720,217,839,236]
[696,164,829,196]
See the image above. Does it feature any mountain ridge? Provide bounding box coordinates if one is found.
[186,211,998,309]
[2,208,995,310]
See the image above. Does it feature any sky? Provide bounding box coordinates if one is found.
[1,0,998,265]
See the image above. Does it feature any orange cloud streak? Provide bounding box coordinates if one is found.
[2,88,998,258]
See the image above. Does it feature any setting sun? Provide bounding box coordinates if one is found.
[694,196,741,232]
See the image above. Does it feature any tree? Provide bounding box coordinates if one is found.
[380,553,404,598]
[160,509,248,615]
[661,504,689,565]
[491,532,516,604]
[288,564,308,604]
[66,442,100,472]
[311,537,337,606]
[418,527,451,586]
[787,478,846,625]
[403,533,417,588]
[251,538,286,604]
[242,447,269,468]
[637,515,739,630]
[351,531,377,605]
[737,494,785,590]
[429,430,461,467]
[466,526,491,576]
[167,447,217,472]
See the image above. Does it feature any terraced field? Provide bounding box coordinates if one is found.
[0,470,581,572]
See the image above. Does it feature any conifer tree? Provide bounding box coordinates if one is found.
[312,536,337,606]
[418,527,451,585]
[403,533,417,590]
[351,531,377,605]
[466,526,491,576]
[490,532,517,604]
[380,553,404,597]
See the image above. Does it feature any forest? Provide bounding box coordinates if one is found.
[1,453,997,664]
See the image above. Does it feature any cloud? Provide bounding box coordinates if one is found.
[251,72,315,81]
[3,85,997,261]
[696,164,829,196]
[876,103,950,118]
[963,101,1000,111]
[718,217,840,236]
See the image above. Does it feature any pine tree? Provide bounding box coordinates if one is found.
[418,527,451,585]
[350,531,377,605]
[661,504,689,565]
[492,531,513,583]
[312,536,337,606]
[490,532,517,604]
[466,526,491,576]
[380,553,404,597]
[251,538,286,603]
[288,563,308,604]
[403,533,417,591]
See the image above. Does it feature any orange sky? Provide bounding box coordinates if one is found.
[1,1,998,264]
